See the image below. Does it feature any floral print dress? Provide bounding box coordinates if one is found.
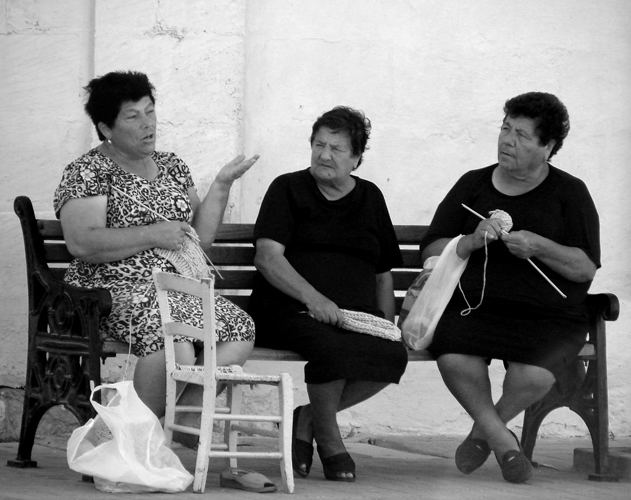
[53,148,254,357]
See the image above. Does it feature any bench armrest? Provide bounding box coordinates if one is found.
[27,268,112,354]
[587,293,619,322]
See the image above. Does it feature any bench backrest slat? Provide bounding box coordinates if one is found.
[38,219,65,239]
[208,246,256,265]
[31,219,427,298]
[44,243,75,263]
[20,213,426,330]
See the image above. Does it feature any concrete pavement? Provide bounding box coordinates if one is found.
[1,434,629,500]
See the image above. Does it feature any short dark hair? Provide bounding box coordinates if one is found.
[310,106,371,167]
[84,71,155,140]
[503,92,570,158]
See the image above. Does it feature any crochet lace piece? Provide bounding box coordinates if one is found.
[340,309,402,342]
[155,228,211,280]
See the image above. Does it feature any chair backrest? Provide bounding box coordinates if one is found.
[152,271,217,382]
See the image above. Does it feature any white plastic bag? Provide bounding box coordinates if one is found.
[402,235,469,350]
[67,380,193,493]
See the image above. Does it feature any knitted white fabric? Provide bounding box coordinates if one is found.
[339,309,401,342]
[155,228,211,280]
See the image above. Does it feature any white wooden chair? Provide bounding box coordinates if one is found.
[152,271,294,493]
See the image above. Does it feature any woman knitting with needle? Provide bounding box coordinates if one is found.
[419,92,600,484]
[53,71,257,443]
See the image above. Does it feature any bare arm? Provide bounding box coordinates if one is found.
[375,271,396,322]
[421,238,449,262]
[254,237,344,326]
[502,231,596,282]
[60,196,190,263]
[191,154,259,247]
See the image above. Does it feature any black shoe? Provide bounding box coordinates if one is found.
[292,406,313,478]
[455,432,491,474]
[498,431,533,483]
[317,446,356,482]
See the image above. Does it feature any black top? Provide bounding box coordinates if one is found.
[420,164,600,319]
[250,168,402,321]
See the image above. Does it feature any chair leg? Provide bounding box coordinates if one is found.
[225,384,242,470]
[193,381,217,493]
[163,378,178,447]
[279,373,294,493]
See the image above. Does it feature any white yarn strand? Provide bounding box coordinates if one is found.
[459,231,489,316]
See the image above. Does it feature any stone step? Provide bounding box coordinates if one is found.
[573,447,631,480]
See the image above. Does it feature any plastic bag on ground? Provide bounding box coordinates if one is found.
[67,380,193,493]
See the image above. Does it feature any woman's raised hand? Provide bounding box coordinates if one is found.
[215,154,260,185]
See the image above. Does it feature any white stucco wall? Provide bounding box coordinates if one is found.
[241,0,631,438]
[1,0,629,439]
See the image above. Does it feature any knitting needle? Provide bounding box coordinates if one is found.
[110,185,223,278]
[461,203,566,298]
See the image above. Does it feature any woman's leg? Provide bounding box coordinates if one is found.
[133,342,205,414]
[437,353,515,454]
[448,357,555,459]
[295,380,389,444]
[216,339,255,367]
[304,379,389,480]
[468,362,555,436]
[306,380,345,455]
[134,348,172,418]
[494,362,555,426]
[179,340,254,404]
[339,380,389,410]
[171,340,254,447]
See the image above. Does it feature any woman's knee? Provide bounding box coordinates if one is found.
[215,340,254,366]
[505,363,555,394]
[437,353,487,377]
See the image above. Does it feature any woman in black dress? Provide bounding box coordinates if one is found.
[421,92,600,483]
[250,107,408,482]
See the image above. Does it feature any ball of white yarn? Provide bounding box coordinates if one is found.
[489,209,513,232]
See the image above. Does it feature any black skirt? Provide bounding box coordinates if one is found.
[427,293,588,381]
[255,313,408,384]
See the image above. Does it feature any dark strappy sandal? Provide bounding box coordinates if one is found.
[317,447,356,482]
[292,406,314,478]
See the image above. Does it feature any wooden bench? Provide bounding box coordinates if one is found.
[9,194,620,480]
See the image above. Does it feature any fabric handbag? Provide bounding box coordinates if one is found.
[401,235,468,350]
[67,380,193,493]
[397,257,437,329]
